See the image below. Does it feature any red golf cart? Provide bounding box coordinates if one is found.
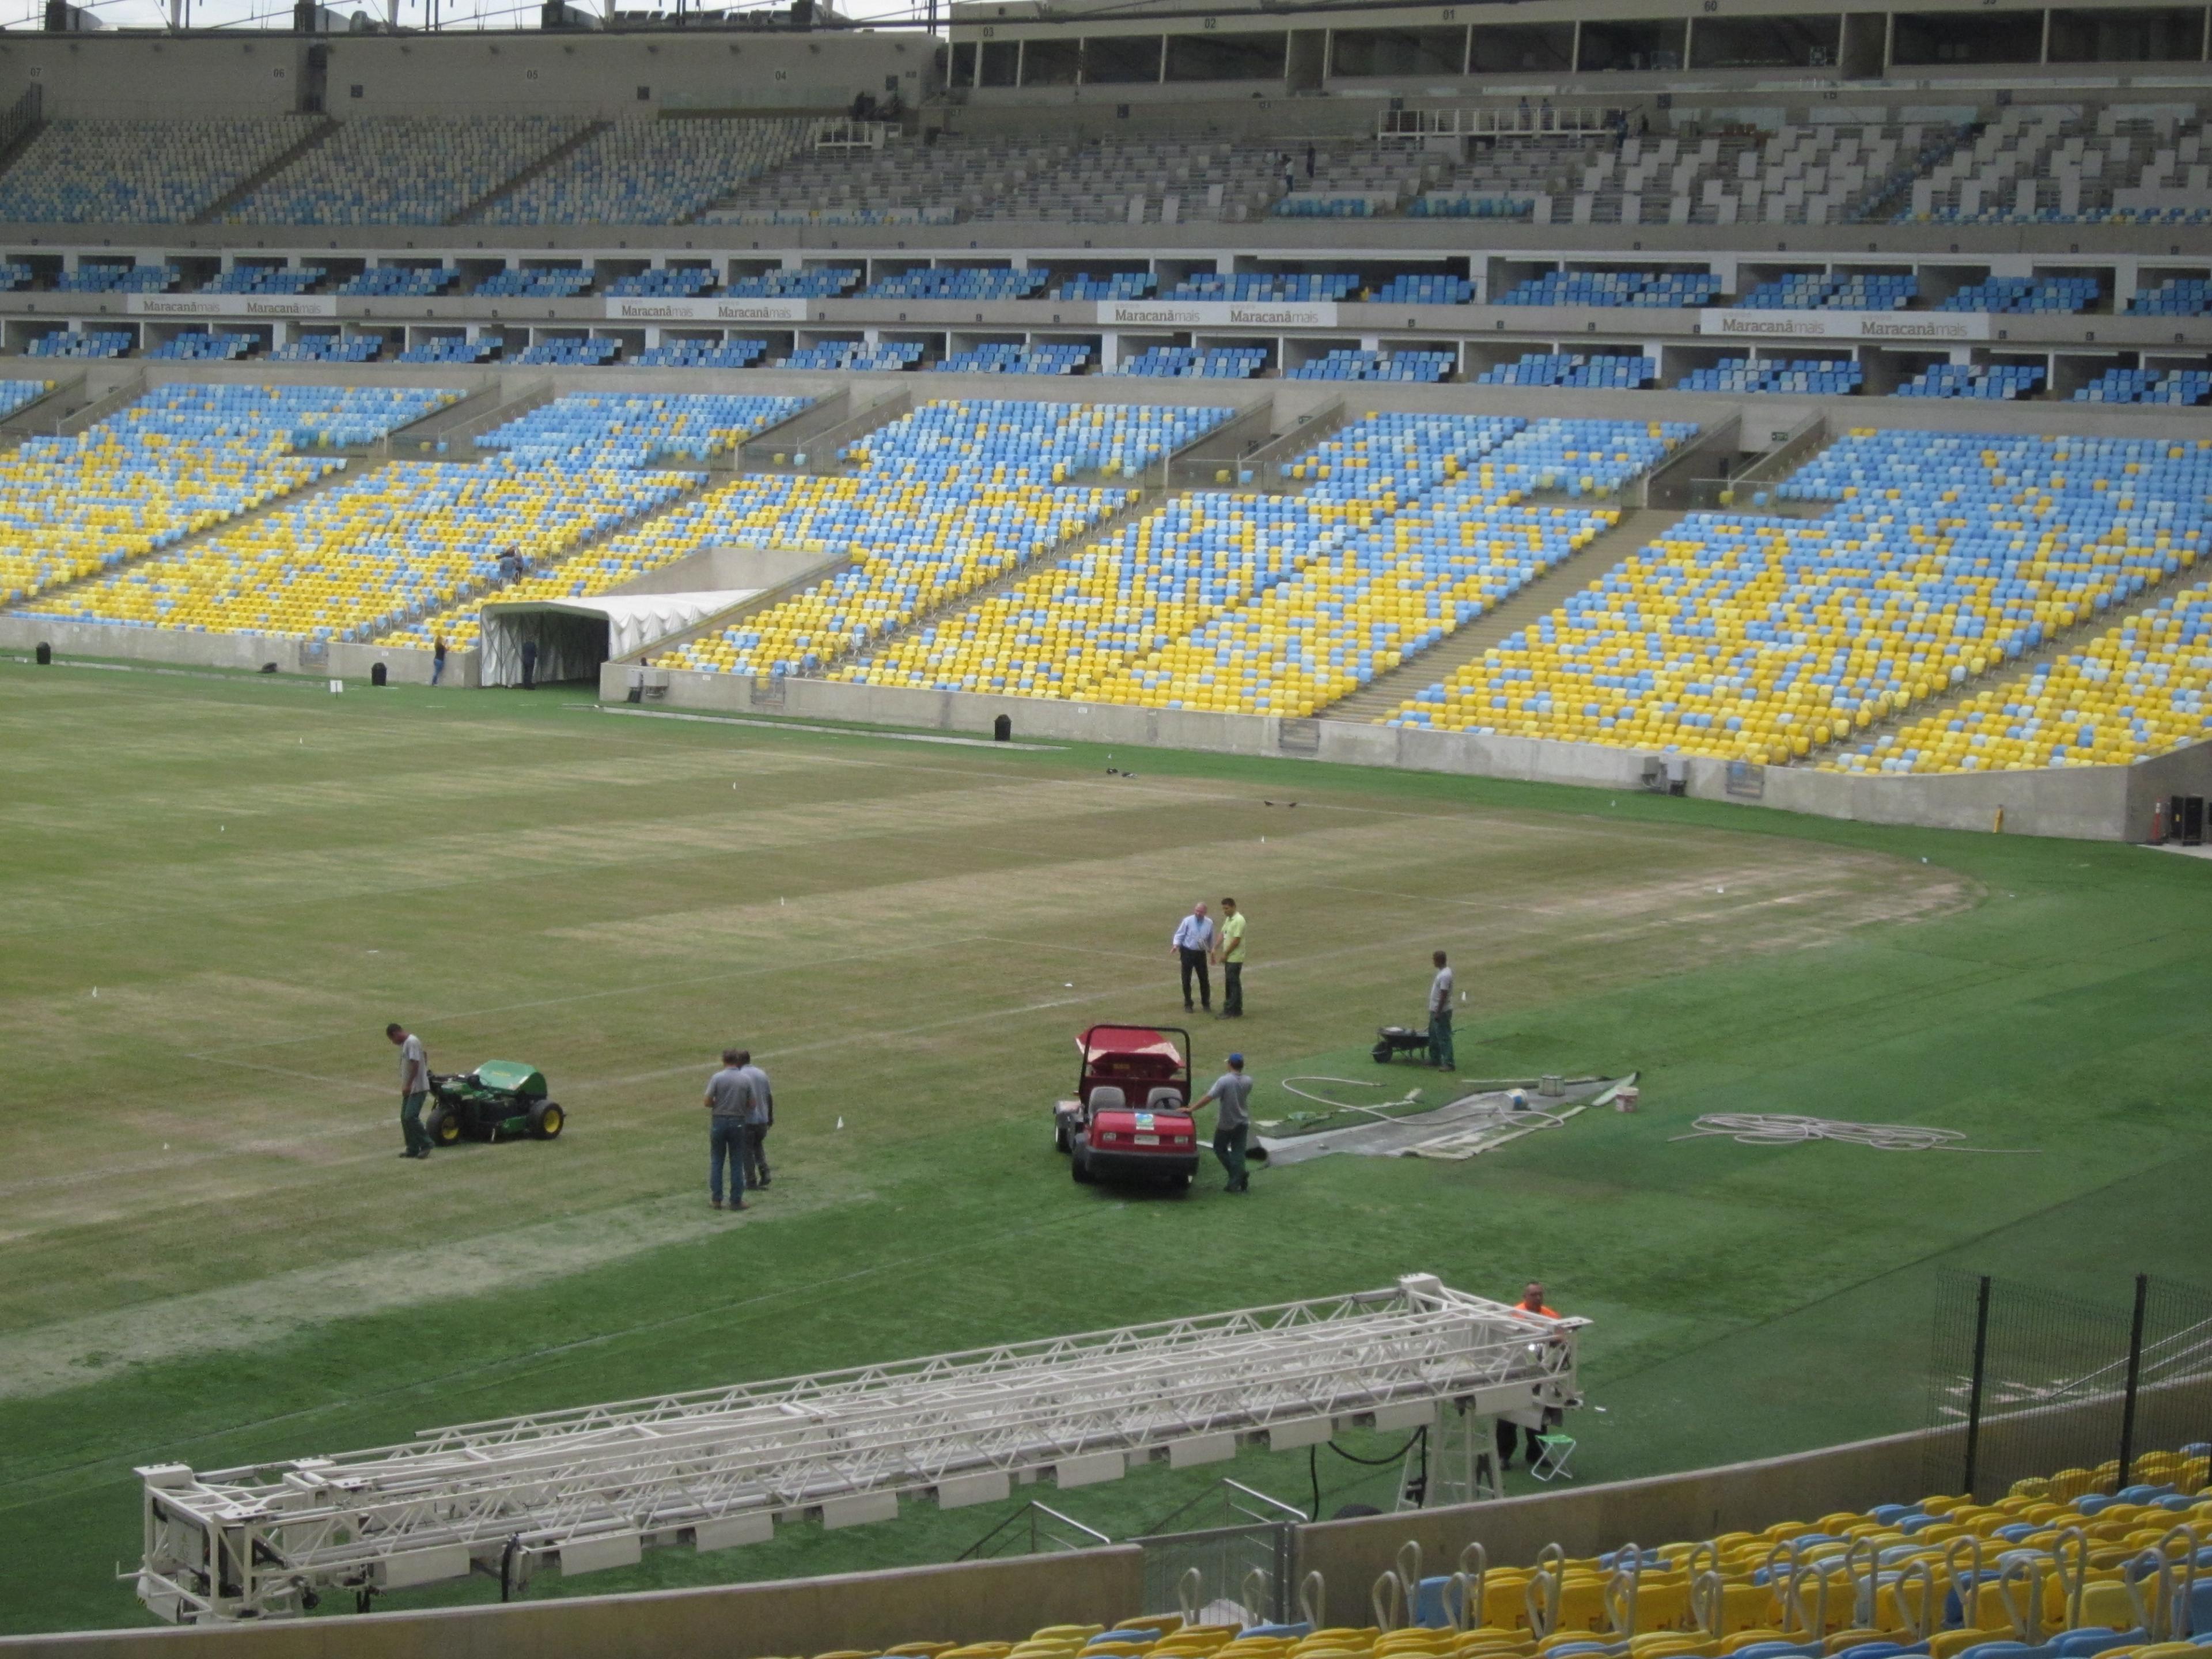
[1054,1024,1200,1187]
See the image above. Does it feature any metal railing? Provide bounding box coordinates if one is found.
[957,1502,1112,1562]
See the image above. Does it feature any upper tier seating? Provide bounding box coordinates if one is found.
[1369,274,1475,305]
[339,264,460,298]
[0,384,460,607]
[0,116,321,223]
[1832,581,2212,772]
[223,116,584,225]
[146,331,258,362]
[394,336,498,364]
[1385,429,2212,759]
[56,262,178,294]
[725,268,862,298]
[632,339,771,370]
[514,336,621,366]
[1289,350,1453,384]
[1937,278,2101,315]
[862,267,1050,302]
[1166,273,1359,302]
[269,336,383,363]
[1056,272,1156,301]
[931,344,1093,376]
[26,329,132,359]
[1497,269,1719,307]
[2129,278,2212,317]
[480,117,808,225]
[606,267,719,299]
[1477,353,1656,389]
[202,264,324,296]
[1895,363,2046,400]
[472,266,593,299]
[1114,347,1268,380]
[1902,104,2212,224]
[1737,273,1916,310]
[779,340,925,373]
[1677,358,1864,395]
[843,415,1688,709]
[2074,368,2212,406]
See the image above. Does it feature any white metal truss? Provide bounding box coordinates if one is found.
[133,1272,1584,1624]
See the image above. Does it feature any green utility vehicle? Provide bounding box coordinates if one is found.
[425,1061,566,1145]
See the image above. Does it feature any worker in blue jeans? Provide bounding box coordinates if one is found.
[703,1049,752,1211]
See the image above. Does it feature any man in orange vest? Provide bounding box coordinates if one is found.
[1496,1281,1561,1468]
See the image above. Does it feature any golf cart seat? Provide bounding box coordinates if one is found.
[1146,1087,1182,1111]
[1088,1086,1126,1113]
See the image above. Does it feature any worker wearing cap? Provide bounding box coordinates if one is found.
[1495,1282,1562,1467]
[1192,1052,1253,1194]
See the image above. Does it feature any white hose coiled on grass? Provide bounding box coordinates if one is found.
[1669,1113,2031,1154]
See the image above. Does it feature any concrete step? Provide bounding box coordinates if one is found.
[193,118,339,226]
[1317,505,1687,725]
[451,120,611,226]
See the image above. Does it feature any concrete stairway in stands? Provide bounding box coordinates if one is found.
[1317,505,1686,724]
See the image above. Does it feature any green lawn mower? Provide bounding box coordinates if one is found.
[425,1061,566,1146]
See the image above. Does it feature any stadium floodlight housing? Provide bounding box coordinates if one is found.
[132,1272,1584,1623]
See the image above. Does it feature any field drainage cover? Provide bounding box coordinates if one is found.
[1255,1074,1634,1165]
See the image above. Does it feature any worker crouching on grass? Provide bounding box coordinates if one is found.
[387,1022,433,1160]
[1192,1053,1254,1194]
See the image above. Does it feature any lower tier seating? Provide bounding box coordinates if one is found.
[1382,430,2212,759]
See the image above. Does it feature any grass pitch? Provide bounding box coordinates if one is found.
[2,660,2208,1634]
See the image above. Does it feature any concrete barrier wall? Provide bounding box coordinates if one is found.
[1296,1425,1943,1609]
[602,660,2210,844]
[2,619,475,690]
[0,1548,1147,1659]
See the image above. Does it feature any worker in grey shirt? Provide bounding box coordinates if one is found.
[1427,950,1456,1072]
[703,1050,753,1211]
[736,1048,773,1191]
[1192,1052,1254,1193]
[387,1022,433,1160]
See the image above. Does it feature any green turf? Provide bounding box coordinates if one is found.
[2,660,2207,1635]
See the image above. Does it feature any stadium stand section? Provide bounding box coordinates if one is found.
[477,118,808,226]
[0,116,321,224]
[0,383,459,608]
[222,116,586,226]
[1382,430,2212,762]
[839,414,1690,714]
[1831,581,2212,772]
[21,392,804,640]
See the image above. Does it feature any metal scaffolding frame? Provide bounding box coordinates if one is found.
[133,1272,1584,1623]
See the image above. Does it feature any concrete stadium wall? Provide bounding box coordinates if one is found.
[0,33,927,122]
[602,660,2211,842]
[1297,1422,1944,1606]
[0,617,474,688]
[0,1548,1147,1659]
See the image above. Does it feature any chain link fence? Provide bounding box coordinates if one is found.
[1924,1271,2212,1500]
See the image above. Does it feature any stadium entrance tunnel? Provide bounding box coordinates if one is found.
[482,594,749,688]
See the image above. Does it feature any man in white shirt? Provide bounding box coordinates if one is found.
[1427,951,1456,1071]
[1170,902,1215,1014]
[386,1022,434,1160]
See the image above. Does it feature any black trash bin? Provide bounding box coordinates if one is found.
[34,642,50,665]
[370,661,388,687]
[993,714,1012,742]
[2184,796,2206,847]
